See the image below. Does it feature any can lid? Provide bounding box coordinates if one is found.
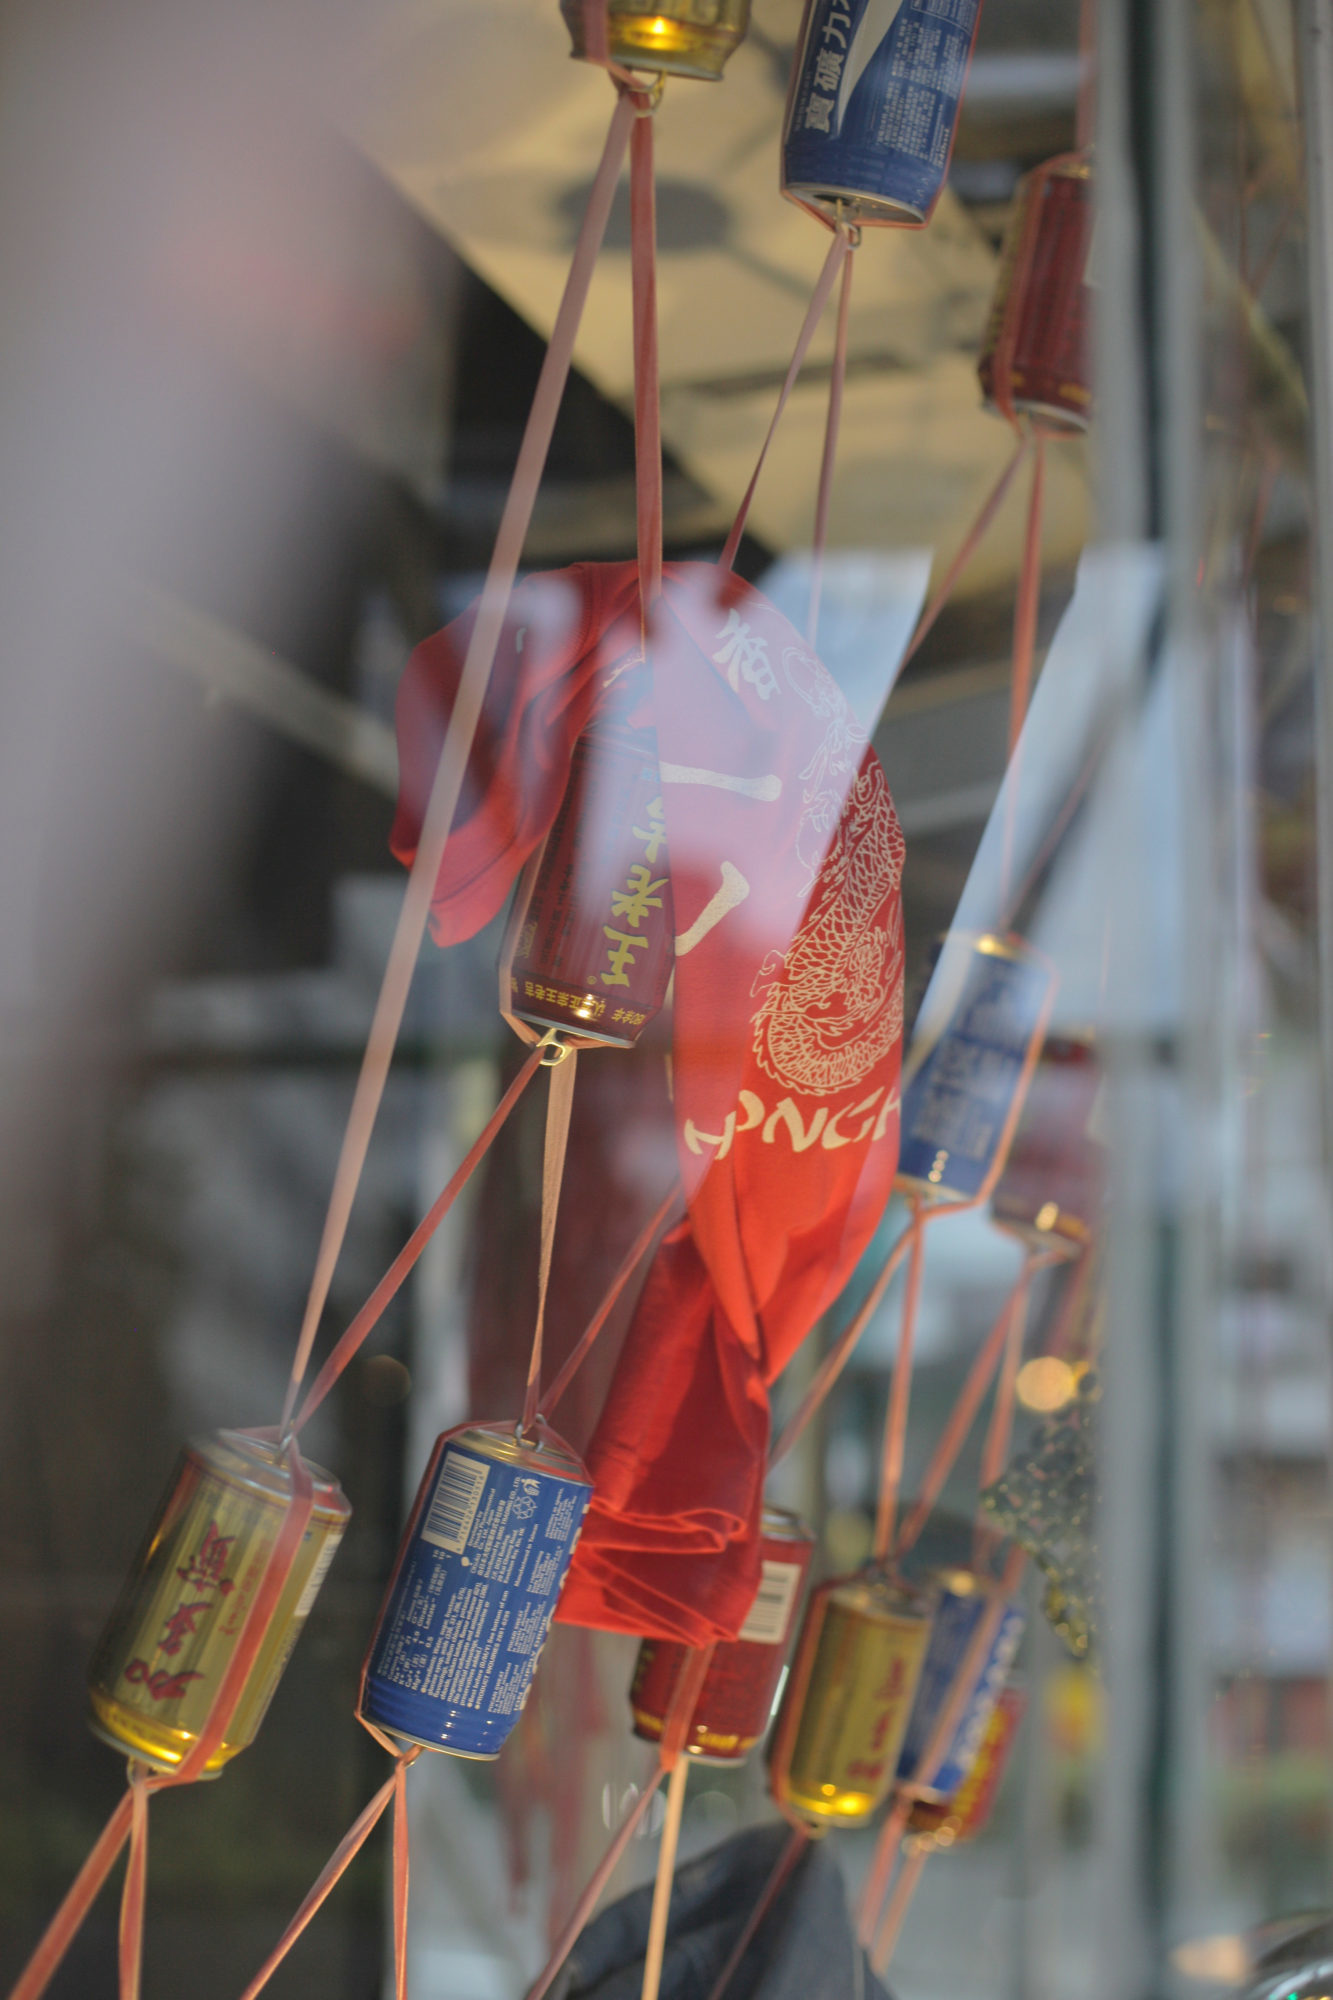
[199,1430,351,1523]
[462,1418,593,1489]
[759,1506,815,1546]
[930,1565,986,1598]
[829,1562,935,1621]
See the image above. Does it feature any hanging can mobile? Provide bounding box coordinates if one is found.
[560,0,752,79]
[87,1431,350,1776]
[768,1566,934,1828]
[907,1683,1026,1844]
[896,933,1056,1206]
[782,0,985,228]
[502,716,674,1050]
[359,1421,592,1758]
[990,1032,1103,1254]
[629,1508,815,1762]
[895,1568,1025,1801]
[978,153,1094,433]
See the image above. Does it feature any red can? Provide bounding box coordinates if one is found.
[906,1684,1026,1845]
[977,153,1093,434]
[629,1509,815,1763]
[502,717,674,1049]
[990,1034,1103,1254]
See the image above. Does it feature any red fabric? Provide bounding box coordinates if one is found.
[393,560,906,1643]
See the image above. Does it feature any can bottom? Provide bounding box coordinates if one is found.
[512,1009,637,1050]
[982,396,1090,436]
[631,1717,753,1766]
[784,182,924,227]
[562,11,734,78]
[991,1211,1085,1257]
[772,1779,880,1829]
[894,1173,978,1207]
[372,1724,499,1762]
[87,1697,231,1778]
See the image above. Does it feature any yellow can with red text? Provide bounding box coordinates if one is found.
[87,1431,350,1776]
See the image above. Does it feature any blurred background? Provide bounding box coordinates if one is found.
[0,0,1329,1994]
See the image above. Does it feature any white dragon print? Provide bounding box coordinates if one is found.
[750,647,906,1098]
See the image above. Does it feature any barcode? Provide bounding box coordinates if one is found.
[738,1561,802,1646]
[421,1451,488,1554]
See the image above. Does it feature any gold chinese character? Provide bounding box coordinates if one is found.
[633,797,667,865]
[610,863,667,929]
[601,930,650,988]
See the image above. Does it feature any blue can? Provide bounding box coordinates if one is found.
[896,934,1054,1205]
[359,1421,593,1758]
[782,0,985,227]
[896,1568,1025,1799]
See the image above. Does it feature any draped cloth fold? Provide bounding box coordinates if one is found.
[393,560,906,1643]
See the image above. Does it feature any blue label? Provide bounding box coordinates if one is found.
[897,946,1051,1199]
[897,1585,1024,1797]
[784,0,982,218]
[362,1439,592,1756]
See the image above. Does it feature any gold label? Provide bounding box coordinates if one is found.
[89,1451,336,1767]
[786,1602,929,1809]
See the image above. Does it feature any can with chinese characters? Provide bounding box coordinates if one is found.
[359,1421,593,1758]
[896,933,1056,1207]
[907,1683,1026,1843]
[782,0,984,228]
[896,1568,1025,1800]
[629,1509,815,1762]
[502,717,674,1050]
[978,153,1094,433]
[559,0,751,79]
[87,1432,350,1777]
[991,1033,1102,1253]
[768,1566,934,1828]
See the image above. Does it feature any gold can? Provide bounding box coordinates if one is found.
[768,1566,933,1829]
[559,0,752,80]
[88,1431,350,1776]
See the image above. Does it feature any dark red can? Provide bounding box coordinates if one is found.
[977,152,1093,434]
[502,717,674,1049]
[629,1509,815,1763]
[990,1033,1103,1254]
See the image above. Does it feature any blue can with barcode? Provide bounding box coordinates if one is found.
[358,1421,593,1758]
[896,1568,1025,1799]
[896,933,1054,1205]
[782,0,984,227]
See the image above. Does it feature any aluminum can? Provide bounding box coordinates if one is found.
[629,1509,815,1762]
[896,933,1055,1206]
[503,718,674,1050]
[768,1566,934,1828]
[359,1421,592,1759]
[87,1431,350,1777]
[895,1567,1025,1800]
[782,0,984,228]
[559,0,752,79]
[907,1682,1025,1842]
[978,153,1093,433]
[991,1032,1102,1252]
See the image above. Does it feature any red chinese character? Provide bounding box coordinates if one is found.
[159,1599,213,1656]
[872,1658,905,1702]
[176,1520,236,1594]
[125,1658,205,1701]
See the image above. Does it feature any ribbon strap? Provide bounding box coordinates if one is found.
[280,84,638,1427]
[521,1049,580,1434]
